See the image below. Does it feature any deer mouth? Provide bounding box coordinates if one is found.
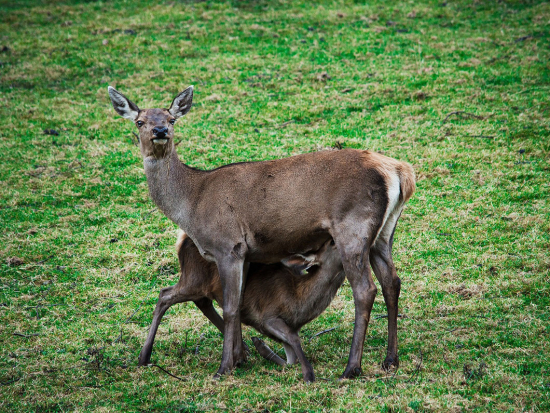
[152,138,169,145]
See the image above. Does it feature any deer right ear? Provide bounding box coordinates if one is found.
[108,86,140,121]
[169,86,194,119]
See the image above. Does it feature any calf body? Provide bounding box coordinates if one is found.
[139,234,345,382]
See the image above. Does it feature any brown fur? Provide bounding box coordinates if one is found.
[109,86,416,379]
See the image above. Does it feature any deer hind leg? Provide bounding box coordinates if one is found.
[370,240,400,371]
[139,285,190,366]
[262,318,314,383]
[371,207,403,371]
[333,228,378,379]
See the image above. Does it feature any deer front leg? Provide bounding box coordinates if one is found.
[214,256,246,378]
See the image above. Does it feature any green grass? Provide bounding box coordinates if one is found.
[1,0,549,411]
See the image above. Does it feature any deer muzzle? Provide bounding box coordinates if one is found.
[152,127,169,145]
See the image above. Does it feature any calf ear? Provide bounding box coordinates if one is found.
[108,86,140,121]
[281,254,319,276]
[169,86,194,119]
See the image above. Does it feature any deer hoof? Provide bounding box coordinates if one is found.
[382,356,399,371]
[339,366,362,380]
[303,372,315,383]
[213,365,232,380]
[137,353,151,367]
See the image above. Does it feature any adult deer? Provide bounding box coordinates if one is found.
[139,232,345,382]
[108,86,415,379]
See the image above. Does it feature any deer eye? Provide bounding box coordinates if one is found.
[169,119,176,125]
[136,121,144,127]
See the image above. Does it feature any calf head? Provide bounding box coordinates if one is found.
[282,239,342,276]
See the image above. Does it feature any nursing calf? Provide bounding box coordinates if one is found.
[139,232,345,382]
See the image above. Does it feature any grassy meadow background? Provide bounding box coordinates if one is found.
[1,0,549,411]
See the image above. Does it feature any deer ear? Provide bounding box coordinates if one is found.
[169,86,194,119]
[108,86,140,121]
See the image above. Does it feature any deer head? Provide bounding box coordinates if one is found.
[108,86,194,159]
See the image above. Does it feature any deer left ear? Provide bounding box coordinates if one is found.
[169,86,194,119]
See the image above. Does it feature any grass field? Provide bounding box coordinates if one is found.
[1,0,549,411]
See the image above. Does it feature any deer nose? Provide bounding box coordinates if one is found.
[153,127,168,138]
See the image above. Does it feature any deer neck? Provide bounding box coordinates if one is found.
[142,151,200,229]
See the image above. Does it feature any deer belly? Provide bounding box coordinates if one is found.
[246,230,331,263]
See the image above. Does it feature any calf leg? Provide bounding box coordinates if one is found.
[282,343,298,365]
[371,241,401,370]
[263,318,314,382]
[195,298,249,355]
[252,337,287,366]
[139,286,189,366]
[194,298,224,333]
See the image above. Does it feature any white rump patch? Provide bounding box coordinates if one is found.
[374,172,401,245]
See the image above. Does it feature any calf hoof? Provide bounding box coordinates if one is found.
[234,348,248,367]
[243,340,251,355]
[382,355,399,371]
[339,366,362,380]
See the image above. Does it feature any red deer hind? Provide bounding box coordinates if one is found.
[108,85,415,379]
